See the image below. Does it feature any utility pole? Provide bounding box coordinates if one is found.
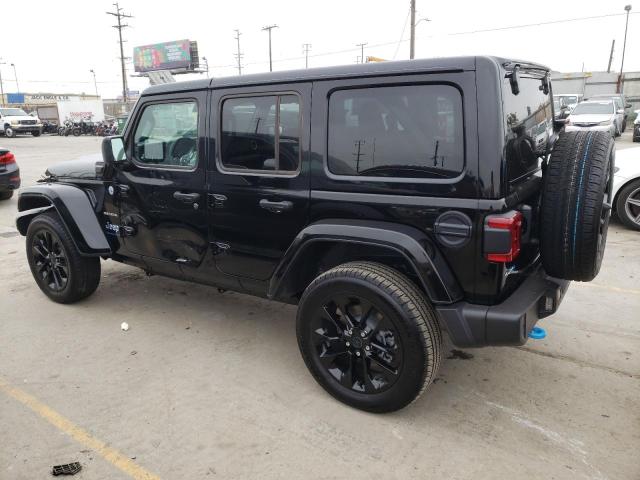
[607,39,615,73]
[10,64,19,93]
[302,43,312,68]
[90,69,99,97]
[0,59,6,106]
[262,25,278,72]
[202,56,209,78]
[410,0,416,59]
[618,4,632,93]
[356,43,367,64]
[234,29,243,75]
[106,2,132,106]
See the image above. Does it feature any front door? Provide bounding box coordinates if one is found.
[209,84,311,283]
[114,92,208,277]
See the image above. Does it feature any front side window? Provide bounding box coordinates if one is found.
[327,85,464,179]
[132,101,198,168]
[220,94,301,173]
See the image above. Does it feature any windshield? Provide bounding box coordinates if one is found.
[0,108,29,116]
[571,102,613,115]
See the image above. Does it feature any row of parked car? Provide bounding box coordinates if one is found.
[554,93,639,141]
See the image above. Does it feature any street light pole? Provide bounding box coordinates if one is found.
[619,4,632,93]
[262,25,278,72]
[10,63,19,93]
[90,69,99,97]
[410,0,416,59]
[0,59,5,107]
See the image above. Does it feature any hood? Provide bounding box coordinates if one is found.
[44,153,103,180]
[568,114,613,124]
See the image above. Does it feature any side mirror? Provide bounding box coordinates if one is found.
[509,67,520,95]
[102,136,129,167]
[625,103,632,109]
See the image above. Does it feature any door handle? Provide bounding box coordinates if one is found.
[173,191,201,203]
[259,199,293,213]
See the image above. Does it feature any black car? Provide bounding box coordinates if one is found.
[15,57,615,412]
[0,147,20,200]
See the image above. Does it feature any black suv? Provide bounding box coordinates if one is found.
[16,57,614,412]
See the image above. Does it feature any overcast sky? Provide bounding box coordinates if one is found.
[0,0,637,98]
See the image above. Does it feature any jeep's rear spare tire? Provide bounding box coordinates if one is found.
[540,130,614,281]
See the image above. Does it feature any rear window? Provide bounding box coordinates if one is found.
[327,84,464,179]
[502,74,552,181]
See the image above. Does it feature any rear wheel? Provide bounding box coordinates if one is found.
[0,190,13,200]
[540,130,614,281]
[615,179,640,231]
[297,261,442,413]
[26,212,101,303]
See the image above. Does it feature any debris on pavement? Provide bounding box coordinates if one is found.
[447,349,474,360]
[52,462,82,476]
[121,322,129,331]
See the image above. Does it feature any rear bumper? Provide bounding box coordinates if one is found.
[436,265,570,347]
[0,166,21,190]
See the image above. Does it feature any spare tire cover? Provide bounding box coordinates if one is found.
[540,130,614,281]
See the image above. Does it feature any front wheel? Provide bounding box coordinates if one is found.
[31,130,41,137]
[4,127,16,138]
[297,261,442,413]
[26,212,101,303]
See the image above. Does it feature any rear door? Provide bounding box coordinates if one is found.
[209,83,311,285]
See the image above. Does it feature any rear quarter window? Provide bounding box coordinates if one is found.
[327,84,464,179]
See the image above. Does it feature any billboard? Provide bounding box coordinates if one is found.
[133,40,196,73]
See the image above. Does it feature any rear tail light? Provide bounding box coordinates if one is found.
[0,152,16,165]
[484,211,523,263]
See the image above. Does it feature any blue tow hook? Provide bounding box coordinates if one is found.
[528,326,546,340]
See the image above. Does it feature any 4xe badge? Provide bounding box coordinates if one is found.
[108,185,115,196]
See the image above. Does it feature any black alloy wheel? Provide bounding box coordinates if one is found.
[297,262,442,413]
[31,229,69,292]
[26,212,101,303]
[310,294,402,394]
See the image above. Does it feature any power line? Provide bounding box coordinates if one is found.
[393,7,411,60]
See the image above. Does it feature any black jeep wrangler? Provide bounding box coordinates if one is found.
[16,57,614,412]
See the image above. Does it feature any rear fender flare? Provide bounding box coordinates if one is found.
[16,184,111,256]
[268,220,463,305]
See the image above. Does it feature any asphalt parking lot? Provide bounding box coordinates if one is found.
[0,133,638,480]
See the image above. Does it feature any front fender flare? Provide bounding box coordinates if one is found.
[269,219,463,305]
[16,183,111,256]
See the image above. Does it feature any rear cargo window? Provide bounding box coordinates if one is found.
[502,74,552,182]
[327,85,464,179]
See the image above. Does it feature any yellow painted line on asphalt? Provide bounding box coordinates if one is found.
[576,282,640,296]
[0,377,160,480]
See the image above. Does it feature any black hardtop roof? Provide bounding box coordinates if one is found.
[142,56,549,96]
